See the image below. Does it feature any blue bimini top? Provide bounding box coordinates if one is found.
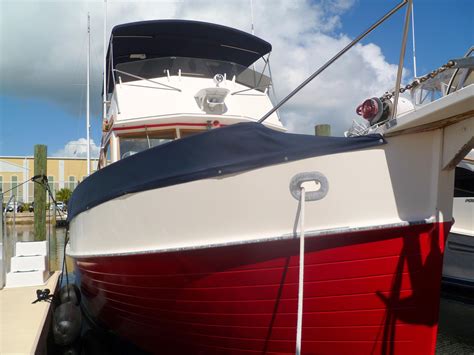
[68,122,385,221]
[106,20,272,94]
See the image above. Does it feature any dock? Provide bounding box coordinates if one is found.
[0,271,61,354]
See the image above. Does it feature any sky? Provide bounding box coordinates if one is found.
[0,0,472,158]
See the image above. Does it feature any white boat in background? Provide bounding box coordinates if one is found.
[66,4,474,354]
[443,150,474,288]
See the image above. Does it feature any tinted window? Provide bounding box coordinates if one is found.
[454,166,474,197]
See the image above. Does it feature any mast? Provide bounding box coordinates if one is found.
[86,12,91,175]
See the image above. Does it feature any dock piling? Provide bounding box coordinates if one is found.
[315,124,331,136]
[34,145,47,241]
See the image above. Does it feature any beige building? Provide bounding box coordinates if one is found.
[0,156,99,203]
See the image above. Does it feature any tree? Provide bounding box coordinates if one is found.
[56,188,73,204]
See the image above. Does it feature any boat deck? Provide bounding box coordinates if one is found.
[0,271,60,354]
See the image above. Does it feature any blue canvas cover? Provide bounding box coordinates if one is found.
[68,123,385,221]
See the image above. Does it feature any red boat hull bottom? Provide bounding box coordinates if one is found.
[75,222,450,354]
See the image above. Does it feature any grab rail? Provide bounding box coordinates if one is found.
[113,69,182,92]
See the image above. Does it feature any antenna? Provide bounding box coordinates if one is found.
[411,1,417,78]
[250,0,255,35]
[103,0,107,122]
[86,13,91,175]
[249,0,257,87]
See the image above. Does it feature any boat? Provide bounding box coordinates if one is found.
[66,9,474,355]
[442,150,474,288]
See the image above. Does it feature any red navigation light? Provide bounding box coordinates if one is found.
[356,98,379,120]
[212,120,220,127]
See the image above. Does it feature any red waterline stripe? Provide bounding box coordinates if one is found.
[113,122,211,131]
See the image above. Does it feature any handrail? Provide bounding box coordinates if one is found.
[231,86,269,95]
[391,0,412,120]
[3,194,15,217]
[114,69,182,92]
[0,193,4,289]
[258,0,408,123]
[1,194,15,289]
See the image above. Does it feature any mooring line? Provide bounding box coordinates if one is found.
[296,186,306,355]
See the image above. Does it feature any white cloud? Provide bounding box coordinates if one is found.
[0,0,405,135]
[54,138,100,158]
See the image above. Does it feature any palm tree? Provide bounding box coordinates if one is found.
[55,188,73,204]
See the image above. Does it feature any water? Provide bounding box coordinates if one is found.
[437,285,474,354]
[2,225,473,354]
[2,224,73,274]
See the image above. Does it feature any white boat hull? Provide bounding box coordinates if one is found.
[69,130,454,258]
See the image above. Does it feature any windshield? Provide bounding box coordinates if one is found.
[454,164,474,198]
[410,58,473,107]
[115,56,271,92]
[119,130,177,159]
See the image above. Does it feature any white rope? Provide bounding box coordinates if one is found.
[296,186,306,355]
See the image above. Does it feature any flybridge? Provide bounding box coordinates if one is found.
[105,19,272,94]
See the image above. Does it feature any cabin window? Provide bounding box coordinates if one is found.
[11,175,18,197]
[179,129,205,138]
[454,166,474,197]
[68,176,76,190]
[119,129,177,159]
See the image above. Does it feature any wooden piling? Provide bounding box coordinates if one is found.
[34,145,47,241]
[315,124,331,136]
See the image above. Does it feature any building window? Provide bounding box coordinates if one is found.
[48,176,54,194]
[68,176,76,190]
[11,175,18,197]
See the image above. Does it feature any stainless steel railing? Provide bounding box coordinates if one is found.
[258,0,410,124]
[1,193,5,289]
